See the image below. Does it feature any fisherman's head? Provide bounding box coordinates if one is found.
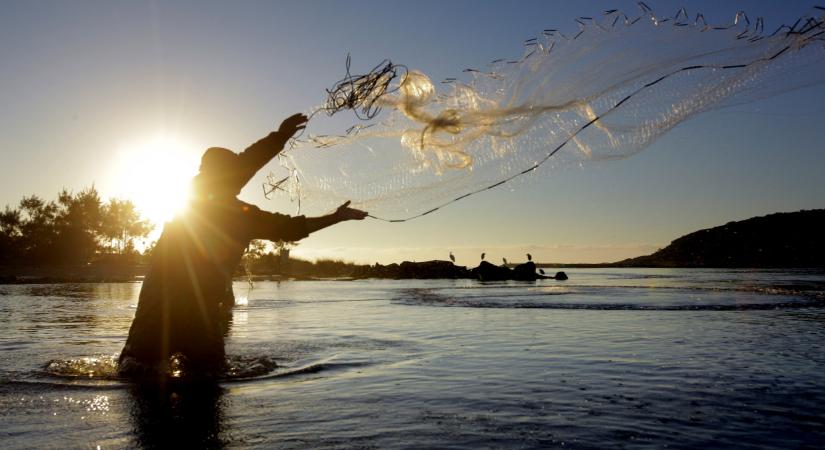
[193,147,244,198]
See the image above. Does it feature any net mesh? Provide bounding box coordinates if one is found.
[269,5,825,221]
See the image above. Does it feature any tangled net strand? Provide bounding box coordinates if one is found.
[320,54,407,120]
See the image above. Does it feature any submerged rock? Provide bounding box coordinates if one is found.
[554,271,568,280]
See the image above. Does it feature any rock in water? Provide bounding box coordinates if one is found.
[512,261,539,281]
[473,261,513,281]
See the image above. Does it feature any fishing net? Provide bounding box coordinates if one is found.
[267,4,825,221]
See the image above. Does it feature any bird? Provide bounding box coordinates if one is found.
[449,252,455,263]
[481,252,486,261]
[539,268,545,275]
[527,253,532,261]
[502,257,508,266]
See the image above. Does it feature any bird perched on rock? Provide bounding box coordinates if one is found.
[481,252,485,261]
[527,253,532,261]
[449,252,455,263]
[502,257,508,266]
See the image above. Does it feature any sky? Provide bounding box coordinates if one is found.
[1,0,824,264]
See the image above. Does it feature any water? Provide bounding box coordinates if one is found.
[1,268,825,449]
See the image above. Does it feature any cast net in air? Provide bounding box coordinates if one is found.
[266,4,825,221]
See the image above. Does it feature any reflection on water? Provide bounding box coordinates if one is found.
[0,269,824,448]
[129,381,225,449]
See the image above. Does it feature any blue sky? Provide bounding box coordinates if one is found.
[1,0,824,263]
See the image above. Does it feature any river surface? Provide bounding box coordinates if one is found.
[1,268,825,449]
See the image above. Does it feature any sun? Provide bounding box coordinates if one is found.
[110,135,200,228]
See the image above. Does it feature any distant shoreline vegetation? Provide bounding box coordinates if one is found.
[248,209,825,275]
[1,199,822,284]
[615,209,825,269]
[0,186,153,268]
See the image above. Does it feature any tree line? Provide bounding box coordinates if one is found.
[0,186,153,265]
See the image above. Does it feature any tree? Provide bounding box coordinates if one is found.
[0,206,22,262]
[53,187,104,263]
[101,198,152,254]
[0,206,21,237]
[17,195,59,263]
[2,187,155,265]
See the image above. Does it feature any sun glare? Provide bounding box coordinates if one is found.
[110,135,200,228]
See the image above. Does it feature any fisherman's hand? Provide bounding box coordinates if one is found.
[277,113,309,139]
[334,201,368,221]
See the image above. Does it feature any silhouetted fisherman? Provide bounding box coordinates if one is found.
[119,114,367,377]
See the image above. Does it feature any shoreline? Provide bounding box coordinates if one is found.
[1,263,822,285]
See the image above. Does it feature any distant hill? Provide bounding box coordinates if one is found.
[617,209,825,268]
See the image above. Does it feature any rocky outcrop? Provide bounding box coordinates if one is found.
[473,261,552,281]
[472,261,514,281]
[353,259,567,281]
[352,260,472,279]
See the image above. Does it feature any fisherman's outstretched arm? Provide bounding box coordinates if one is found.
[304,201,368,235]
[248,201,368,243]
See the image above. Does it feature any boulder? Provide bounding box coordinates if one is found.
[473,261,515,281]
[512,261,540,281]
[352,259,567,282]
[398,260,472,279]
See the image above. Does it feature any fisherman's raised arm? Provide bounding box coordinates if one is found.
[235,113,308,185]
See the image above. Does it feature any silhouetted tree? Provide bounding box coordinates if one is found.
[0,206,21,236]
[18,195,60,263]
[102,199,152,254]
[1,187,155,266]
[0,206,22,262]
[53,187,104,263]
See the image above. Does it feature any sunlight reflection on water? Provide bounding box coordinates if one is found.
[0,270,823,448]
